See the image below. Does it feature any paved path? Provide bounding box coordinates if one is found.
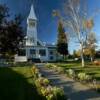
[36,63,100,100]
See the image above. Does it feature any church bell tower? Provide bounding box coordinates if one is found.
[26,4,37,46]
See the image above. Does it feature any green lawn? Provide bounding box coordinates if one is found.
[54,61,100,81]
[0,66,44,100]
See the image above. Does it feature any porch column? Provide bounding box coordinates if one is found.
[36,48,39,58]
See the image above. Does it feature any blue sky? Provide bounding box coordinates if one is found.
[0,0,100,53]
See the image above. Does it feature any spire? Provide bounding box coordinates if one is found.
[28,4,37,20]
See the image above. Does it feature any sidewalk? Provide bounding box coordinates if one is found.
[36,63,100,100]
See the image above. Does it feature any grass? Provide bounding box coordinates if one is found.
[54,61,100,81]
[0,66,44,100]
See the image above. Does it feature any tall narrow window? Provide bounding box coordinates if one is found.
[39,49,46,56]
[30,49,36,55]
[49,51,54,55]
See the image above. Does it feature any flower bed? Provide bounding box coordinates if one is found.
[46,64,100,93]
[46,64,92,82]
[46,63,65,74]
[31,66,67,100]
[93,60,100,66]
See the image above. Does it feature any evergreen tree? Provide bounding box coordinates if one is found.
[73,50,77,58]
[57,21,68,58]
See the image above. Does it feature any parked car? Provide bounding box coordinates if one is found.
[28,58,41,63]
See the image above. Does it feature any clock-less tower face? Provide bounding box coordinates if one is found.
[28,19,36,28]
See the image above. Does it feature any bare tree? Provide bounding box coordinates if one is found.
[53,0,100,67]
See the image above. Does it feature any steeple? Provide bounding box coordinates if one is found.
[28,4,37,20]
[26,2,37,46]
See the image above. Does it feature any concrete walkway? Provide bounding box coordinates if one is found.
[36,63,100,100]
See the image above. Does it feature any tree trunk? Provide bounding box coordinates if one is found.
[80,44,85,67]
[63,55,65,60]
[90,56,94,62]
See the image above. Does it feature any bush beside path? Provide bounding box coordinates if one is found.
[36,63,100,100]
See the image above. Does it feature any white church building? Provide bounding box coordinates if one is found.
[15,4,57,62]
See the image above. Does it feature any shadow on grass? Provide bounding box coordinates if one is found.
[0,67,45,100]
[70,89,100,100]
[13,62,33,67]
[95,77,100,81]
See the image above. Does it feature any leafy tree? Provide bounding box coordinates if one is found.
[86,32,96,61]
[0,5,24,58]
[0,4,8,24]
[57,21,68,58]
[73,50,78,58]
[83,48,90,57]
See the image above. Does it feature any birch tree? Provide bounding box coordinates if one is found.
[53,0,99,67]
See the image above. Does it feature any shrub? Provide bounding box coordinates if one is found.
[46,64,65,74]
[66,69,75,78]
[52,87,66,100]
[46,64,58,70]
[46,63,53,68]
[41,86,66,100]
[56,67,65,74]
[77,72,92,82]
[35,77,50,87]
[31,66,39,78]
[32,66,39,74]
[93,60,100,66]
[41,86,53,97]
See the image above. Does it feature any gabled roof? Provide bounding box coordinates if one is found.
[37,39,44,46]
[28,4,37,20]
